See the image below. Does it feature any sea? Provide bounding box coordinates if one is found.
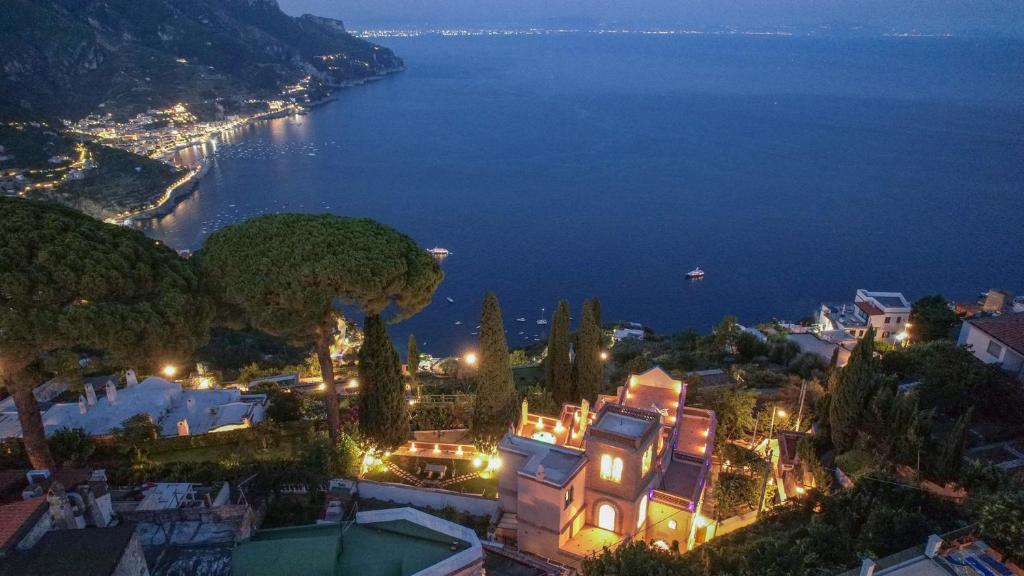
[144,32,1024,356]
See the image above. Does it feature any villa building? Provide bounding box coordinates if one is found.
[819,289,912,344]
[495,366,716,566]
[958,312,1024,380]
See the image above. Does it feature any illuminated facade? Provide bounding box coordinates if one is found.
[496,366,716,565]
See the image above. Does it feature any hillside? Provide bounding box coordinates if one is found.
[0,0,403,120]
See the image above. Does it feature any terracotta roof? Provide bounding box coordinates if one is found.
[0,497,47,550]
[856,300,884,317]
[969,313,1024,356]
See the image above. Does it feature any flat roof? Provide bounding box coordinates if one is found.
[0,526,135,576]
[823,301,867,320]
[873,295,909,309]
[593,412,651,438]
[500,434,587,487]
[659,458,707,505]
[233,520,471,576]
[588,404,661,449]
[876,556,950,576]
[137,483,195,511]
[675,410,713,459]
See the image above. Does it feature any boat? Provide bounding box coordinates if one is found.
[455,321,462,326]
[686,267,705,279]
[446,297,455,303]
[427,247,450,258]
[516,317,526,322]
[536,307,549,325]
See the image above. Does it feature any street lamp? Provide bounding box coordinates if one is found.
[768,407,786,441]
[463,352,478,366]
[162,364,177,378]
[599,351,608,361]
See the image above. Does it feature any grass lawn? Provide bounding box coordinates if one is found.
[363,455,498,498]
[145,422,310,464]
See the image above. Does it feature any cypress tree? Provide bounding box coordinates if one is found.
[936,407,972,481]
[358,314,410,452]
[591,296,604,348]
[829,327,879,451]
[575,299,603,402]
[591,297,602,331]
[471,292,519,451]
[545,300,574,404]
[407,333,419,391]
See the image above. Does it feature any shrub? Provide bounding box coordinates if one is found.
[114,414,159,446]
[48,428,95,465]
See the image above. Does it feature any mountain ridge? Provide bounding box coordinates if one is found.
[0,0,403,120]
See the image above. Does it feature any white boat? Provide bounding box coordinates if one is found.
[516,317,526,322]
[455,321,462,326]
[446,297,455,303]
[536,307,549,325]
[686,267,705,279]
[427,247,450,257]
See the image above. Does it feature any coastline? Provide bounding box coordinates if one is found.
[124,66,405,224]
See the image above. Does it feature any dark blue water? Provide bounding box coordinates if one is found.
[146,34,1024,356]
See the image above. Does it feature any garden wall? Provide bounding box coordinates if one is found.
[337,478,499,517]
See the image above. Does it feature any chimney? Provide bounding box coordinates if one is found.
[859,559,875,576]
[84,383,97,406]
[519,397,529,434]
[535,464,545,482]
[79,395,87,414]
[925,535,943,558]
[105,382,117,404]
[125,369,138,387]
[177,419,190,436]
[578,398,590,437]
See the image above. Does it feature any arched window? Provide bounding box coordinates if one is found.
[600,455,623,482]
[612,457,623,482]
[637,495,648,528]
[598,503,616,532]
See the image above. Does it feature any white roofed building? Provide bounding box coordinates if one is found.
[818,289,912,344]
[0,376,266,439]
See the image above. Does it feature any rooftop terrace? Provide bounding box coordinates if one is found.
[500,435,587,487]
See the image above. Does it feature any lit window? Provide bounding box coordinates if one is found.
[600,454,623,482]
[641,445,652,476]
[667,519,678,530]
[636,495,648,528]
